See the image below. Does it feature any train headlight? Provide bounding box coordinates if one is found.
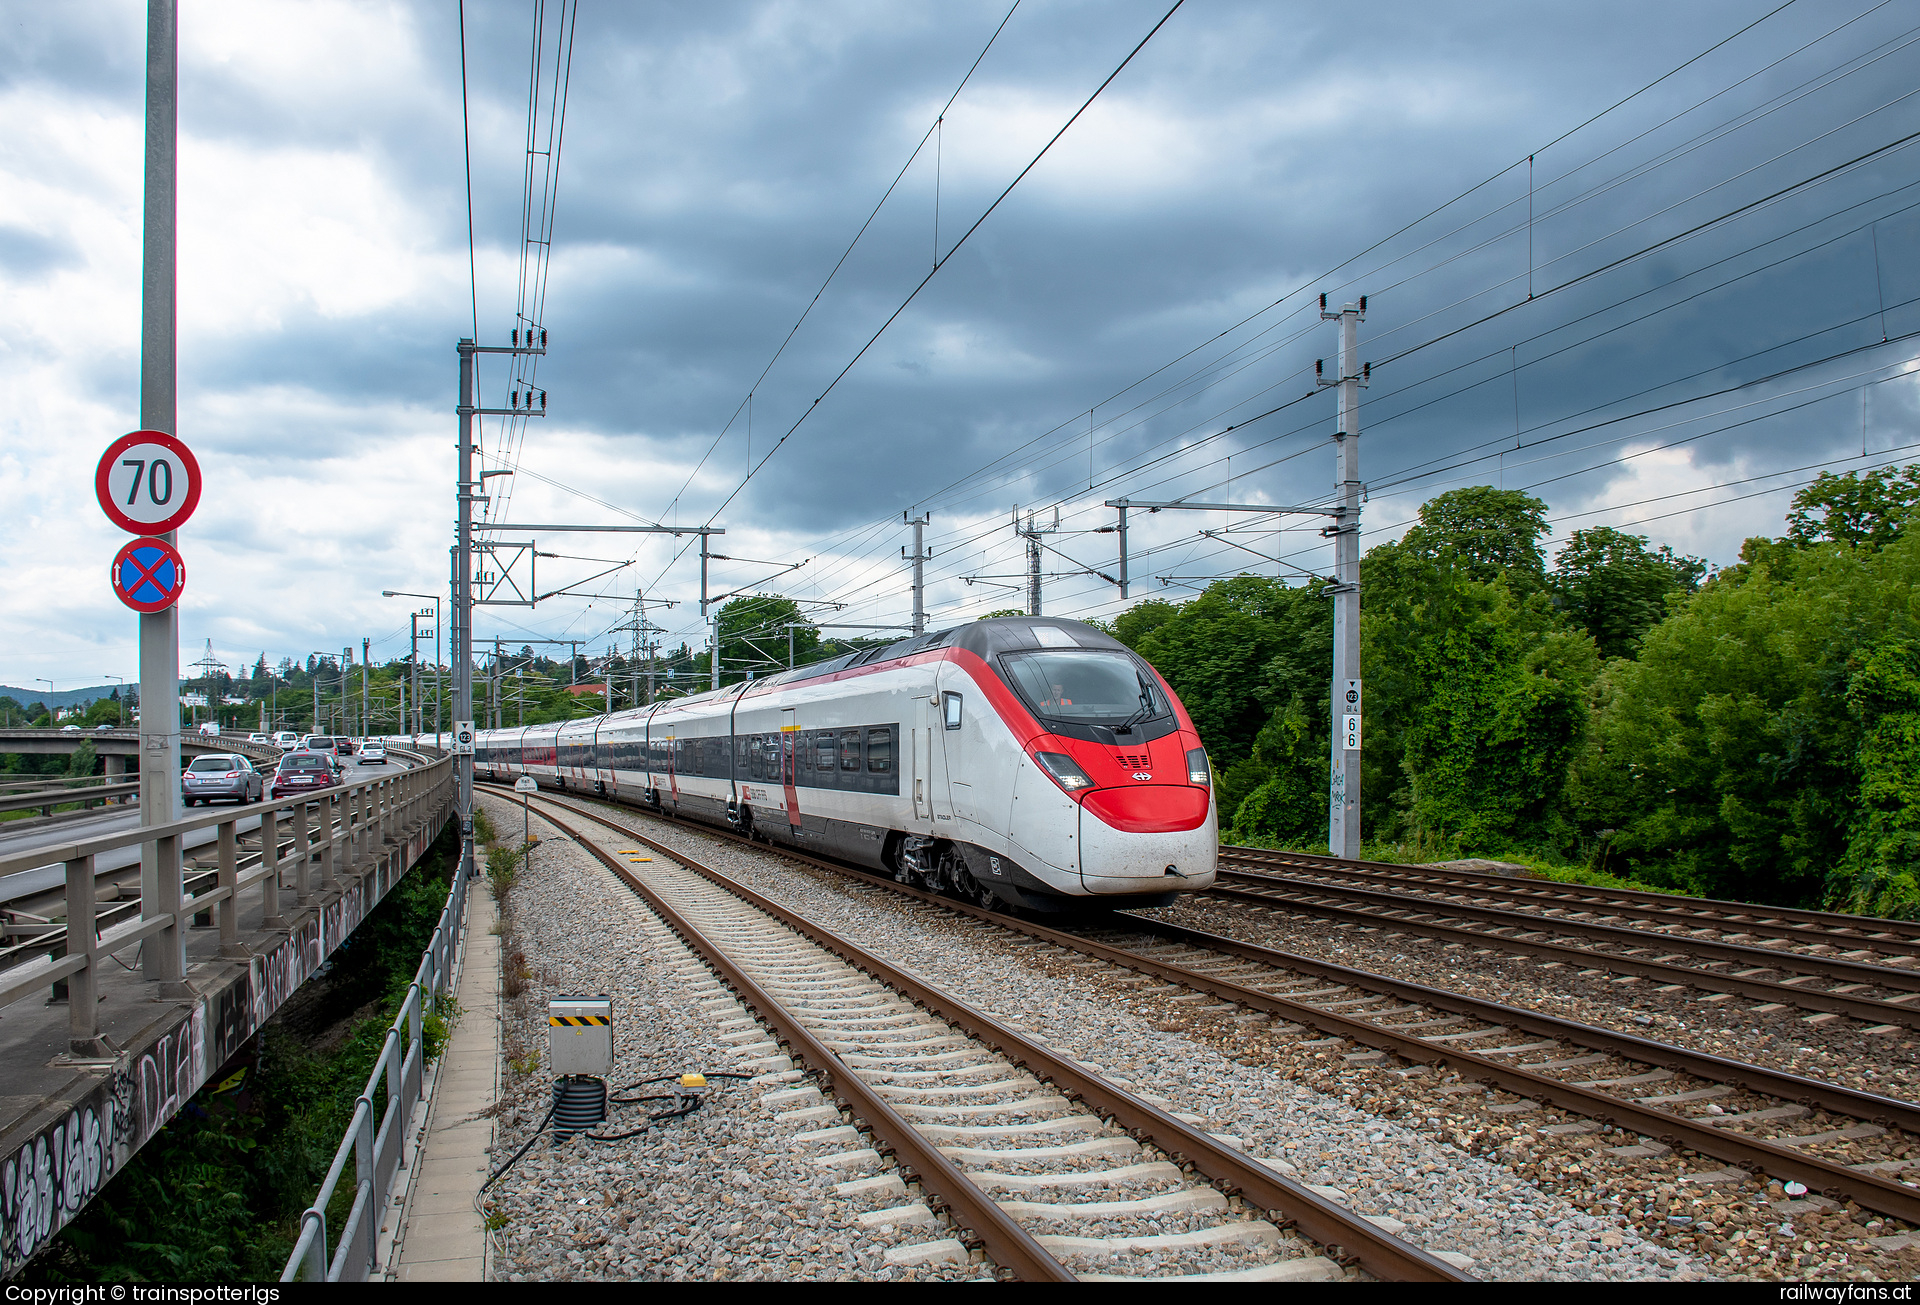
[1033,751,1094,792]
[1187,747,1210,785]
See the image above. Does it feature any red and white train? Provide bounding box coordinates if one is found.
[475,616,1217,910]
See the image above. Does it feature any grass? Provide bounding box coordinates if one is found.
[1222,830,1675,895]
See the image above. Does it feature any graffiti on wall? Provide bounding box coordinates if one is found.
[0,802,448,1276]
[1,1098,114,1270]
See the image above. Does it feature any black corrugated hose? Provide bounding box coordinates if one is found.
[479,1069,756,1187]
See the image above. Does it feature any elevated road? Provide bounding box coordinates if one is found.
[0,748,454,1276]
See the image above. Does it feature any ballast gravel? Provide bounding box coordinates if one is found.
[476,794,994,1282]
[541,800,1711,1282]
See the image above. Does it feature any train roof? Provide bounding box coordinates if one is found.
[740,615,1126,697]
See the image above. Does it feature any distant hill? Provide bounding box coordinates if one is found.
[0,684,119,709]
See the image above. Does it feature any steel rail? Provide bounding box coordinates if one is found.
[1103,915,1920,1133]
[493,785,1920,1225]
[1036,918,1920,1225]
[524,801,1076,1282]
[1223,845,1920,943]
[1207,882,1920,1028]
[1217,869,1920,992]
[507,786,1469,1283]
[1220,850,1920,961]
[1208,880,1920,1025]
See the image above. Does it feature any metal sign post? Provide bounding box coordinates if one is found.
[1319,296,1367,858]
[515,774,537,870]
[124,0,189,995]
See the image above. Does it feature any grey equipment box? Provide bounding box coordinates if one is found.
[548,996,613,1077]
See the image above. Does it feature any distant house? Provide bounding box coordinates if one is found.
[564,684,607,697]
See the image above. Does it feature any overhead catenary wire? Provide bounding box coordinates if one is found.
[528,2,1914,655]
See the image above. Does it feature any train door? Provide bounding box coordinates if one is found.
[910,697,940,827]
[935,663,971,826]
[781,708,800,831]
[567,729,591,787]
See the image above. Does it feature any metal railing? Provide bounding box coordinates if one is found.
[281,846,470,1281]
[0,754,454,1051]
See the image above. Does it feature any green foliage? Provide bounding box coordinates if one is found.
[1394,485,1552,591]
[471,803,499,848]
[1396,580,1598,851]
[486,842,528,901]
[718,594,819,683]
[25,827,461,1283]
[1786,464,1920,550]
[1132,576,1317,774]
[980,608,1028,620]
[1551,526,1707,659]
[65,740,96,780]
[1831,640,1920,918]
[1569,532,1920,903]
[1346,488,1597,851]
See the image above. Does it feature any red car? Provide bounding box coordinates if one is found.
[271,751,341,799]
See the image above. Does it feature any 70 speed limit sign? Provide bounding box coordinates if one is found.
[95,430,202,534]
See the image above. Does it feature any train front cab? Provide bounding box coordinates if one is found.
[938,618,1217,910]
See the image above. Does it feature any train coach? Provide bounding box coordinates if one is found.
[476,616,1217,910]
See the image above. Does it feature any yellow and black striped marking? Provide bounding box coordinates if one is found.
[548,1015,612,1027]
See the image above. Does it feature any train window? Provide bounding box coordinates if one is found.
[840,730,861,771]
[866,727,892,773]
[814,732,836,775]
[943,692,963,730]
[1000,650,1162,727]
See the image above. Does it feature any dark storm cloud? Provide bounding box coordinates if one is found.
[380,0,1916,560]
[14,0,1920,688]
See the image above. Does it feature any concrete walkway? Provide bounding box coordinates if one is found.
[388,881,502,1280]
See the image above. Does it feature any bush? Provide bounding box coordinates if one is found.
[486,842,527,901]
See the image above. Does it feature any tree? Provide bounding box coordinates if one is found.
[715,596,819,684]
[1831,640,1920,917]
[1786,464,1920,550]
[1108,599,1180,650]
[1569,528,1920,903]
[1349,487,1588,846]
[1132,576,1303,774]
[1551,527,1706,659]
[252,652,268,683]
[1394,486,1552,590]
[979,608,1026,620]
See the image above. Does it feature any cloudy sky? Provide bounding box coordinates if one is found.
[4,0,1918,690]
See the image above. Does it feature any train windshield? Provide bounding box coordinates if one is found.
[1000,650,1163,727]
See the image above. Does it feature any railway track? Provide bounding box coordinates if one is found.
[1209,860,1920,1029]
[502,786,1469,1282]
[1222,846,1920,952]
[490,784,1920,1236]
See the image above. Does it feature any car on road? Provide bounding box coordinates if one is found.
[60,724,80,732]
[359,742,388,765]
[197,722,221,737]
[335,738,356,756]
[95,723,115,731]
[181,754,264,806]
[301,735,333,754]
[248,733,269,745]
[271,731,300,751]
[271,751,341,799]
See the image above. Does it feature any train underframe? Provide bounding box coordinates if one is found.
[520,769,1180,916]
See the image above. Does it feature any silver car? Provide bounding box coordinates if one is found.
[181,754,264,806]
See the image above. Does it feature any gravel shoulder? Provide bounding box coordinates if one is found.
[477,793,997,1281]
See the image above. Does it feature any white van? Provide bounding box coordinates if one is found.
[271,731,300,751]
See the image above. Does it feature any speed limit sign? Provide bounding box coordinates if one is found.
[95,430,202,535]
